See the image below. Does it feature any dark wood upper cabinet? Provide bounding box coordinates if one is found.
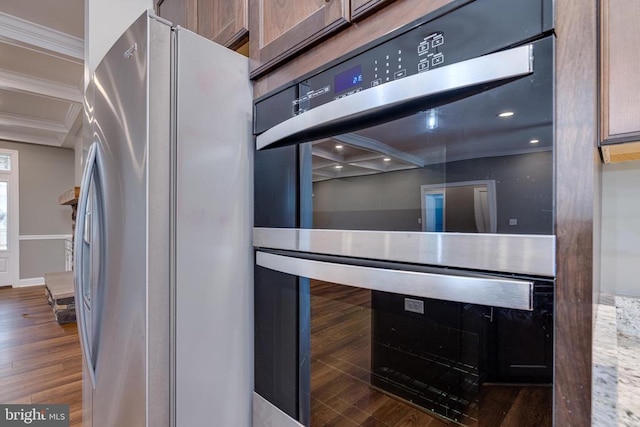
[350,0,396,21]
[156,0,248,50]
[600,0,640,162]
[156,0,198,32]
[198,0,249,50]
[249,0,351,78]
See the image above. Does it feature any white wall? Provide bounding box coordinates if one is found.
[601,160,640,297]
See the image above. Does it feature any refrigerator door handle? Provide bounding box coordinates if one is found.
[74,142,98,388]
[256,44,533,150]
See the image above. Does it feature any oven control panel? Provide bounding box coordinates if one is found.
[294,29,449,115]
[253,0,550,135]
[294,0,547,115]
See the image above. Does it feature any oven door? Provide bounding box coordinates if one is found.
[254,251,553,426]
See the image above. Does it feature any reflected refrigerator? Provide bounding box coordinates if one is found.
[76,11,253,427]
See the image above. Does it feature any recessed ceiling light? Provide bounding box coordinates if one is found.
[383,157,391,162]
[426,109,438,130]
[335,144,343,149]
[335,165,343,169]
[530,139,540,144]
[498,111,514,118]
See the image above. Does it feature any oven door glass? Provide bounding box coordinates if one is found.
[254,252,553,427]
[259,36,553,237]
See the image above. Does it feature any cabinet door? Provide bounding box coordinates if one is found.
[351,0,396,21]
[198,0,249,50]
[601,0,640,145]
[155,0,198,32]
[249,0,350,78]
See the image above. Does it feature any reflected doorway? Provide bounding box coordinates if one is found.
[421,180,497,233]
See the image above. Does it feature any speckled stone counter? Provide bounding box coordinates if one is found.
[592,294,640,426]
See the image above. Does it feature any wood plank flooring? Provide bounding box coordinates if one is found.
[0,285,83,426]
[309,280,552,427]
[0,282,551,427]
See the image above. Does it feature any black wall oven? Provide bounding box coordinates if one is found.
[253,0,555,426]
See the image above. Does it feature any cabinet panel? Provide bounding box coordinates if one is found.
[198,0,248,50]
[351,0,396,21]
[601,0,640,144]
[250,0,350,78]
[155,0,197,32]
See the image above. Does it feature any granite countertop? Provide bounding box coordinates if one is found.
[593,294,640,426]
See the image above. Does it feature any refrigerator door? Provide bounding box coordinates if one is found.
[174,28,253,427]
[80,75,95,427]
[88,12,171,427]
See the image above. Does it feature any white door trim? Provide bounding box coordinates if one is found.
[0,148,19,287]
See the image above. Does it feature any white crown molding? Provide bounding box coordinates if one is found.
[0,68,82,103]
[0,112,67,134]
[64,103,83,130]
[59,103,83,148]
[0,12,83,61]
[0,129,61,146]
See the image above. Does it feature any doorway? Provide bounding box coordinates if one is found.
[421,180,497,233]
[0,148,19,287]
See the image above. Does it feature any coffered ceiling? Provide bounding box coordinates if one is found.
[0,0,84,149]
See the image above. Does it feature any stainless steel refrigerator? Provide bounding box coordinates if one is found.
[76,11,253,427]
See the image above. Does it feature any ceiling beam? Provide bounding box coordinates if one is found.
[319,170,380,181]
[63,103,83,130]
[59,103,83,148]
[0,69,82,103]
[0,130,61,146]
[312,169,336,178]
[311,147,343,163]
[333,133,425,167]
[0,112,67,134]
[344,160,386,172]
[0,12,83,62]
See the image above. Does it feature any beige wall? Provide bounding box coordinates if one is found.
[20,240,68,280]
[0,140,75,280]
[601,160,640,297]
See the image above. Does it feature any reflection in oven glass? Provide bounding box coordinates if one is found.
[309,280,551,426]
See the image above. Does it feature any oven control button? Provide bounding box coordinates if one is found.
[432,34,444,48]
[432,53,444,67]
[418,60,429,72]
[394,69,407,79]
[418,42,429,55]
[371,78,382,87]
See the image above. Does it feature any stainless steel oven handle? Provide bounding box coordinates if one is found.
[256,44,533,150]
[256,251,533,311]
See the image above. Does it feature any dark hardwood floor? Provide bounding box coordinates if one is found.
[309,280,551,427]
[0,282,551,427]
[0,285,82,426]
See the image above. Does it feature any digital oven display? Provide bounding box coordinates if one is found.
[334,65,363,93]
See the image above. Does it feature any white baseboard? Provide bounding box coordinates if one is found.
[14,277,45,287]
